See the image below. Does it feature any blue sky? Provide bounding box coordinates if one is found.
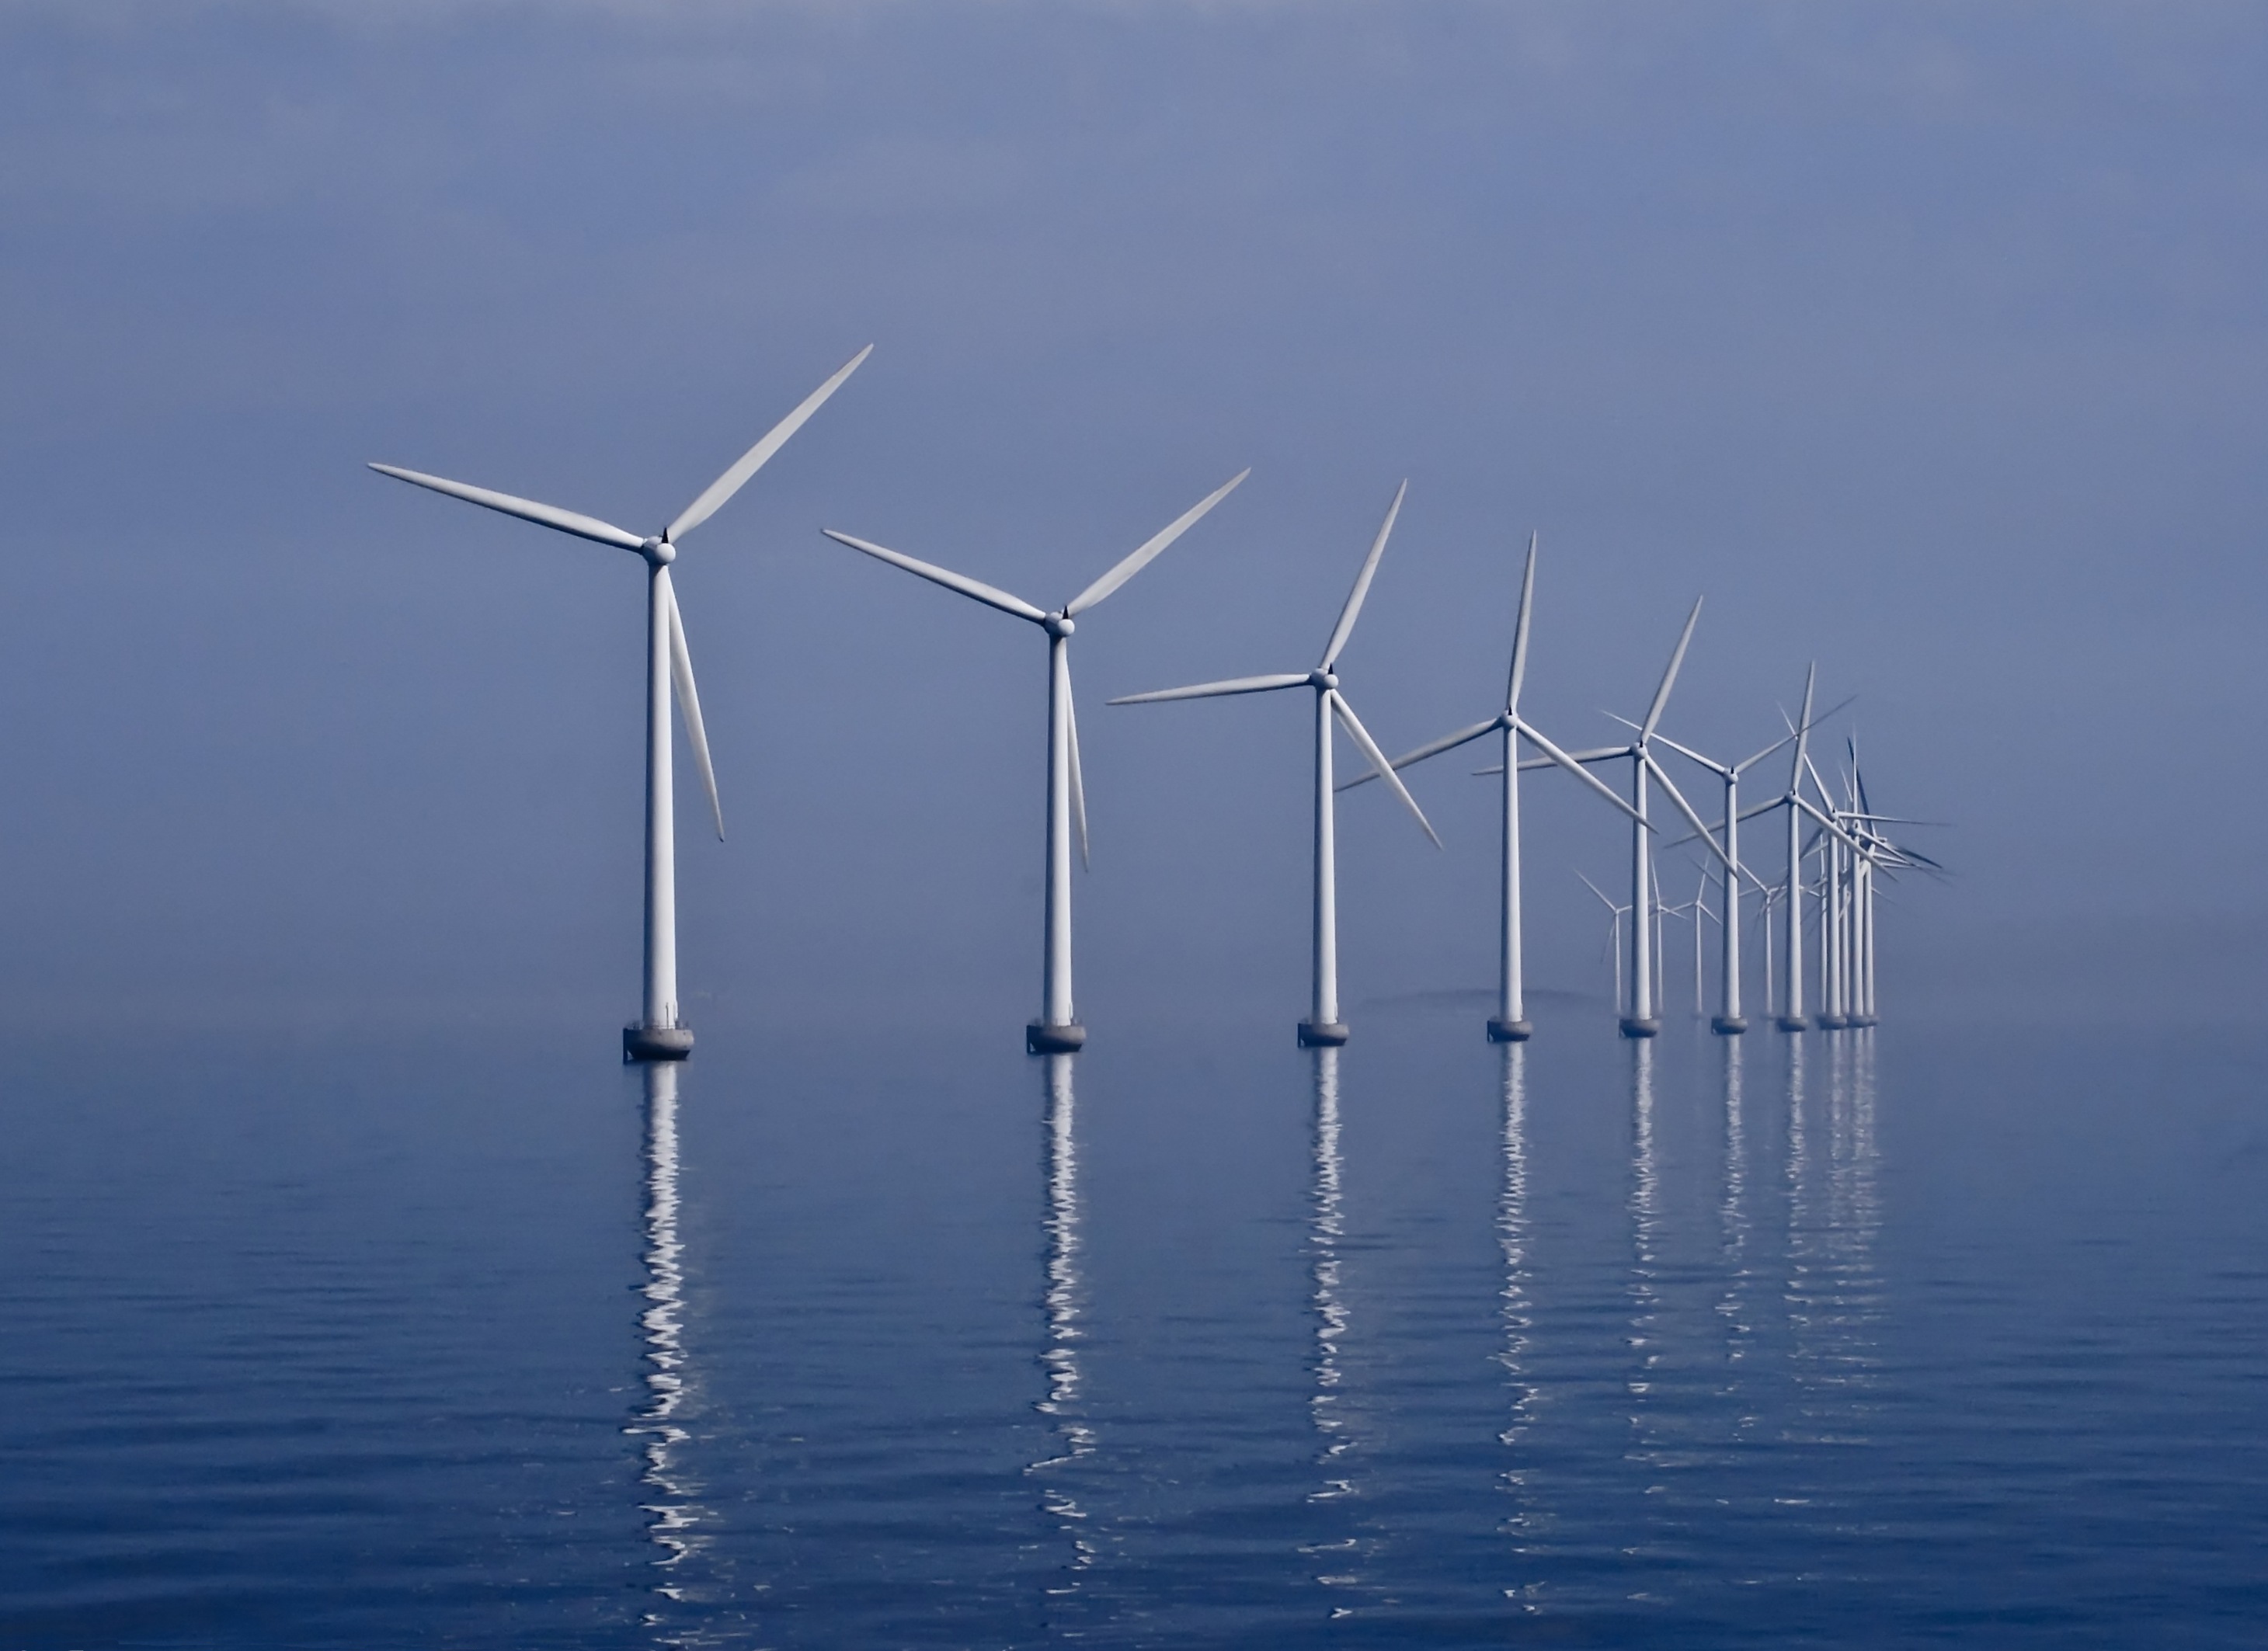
[0,2,2261,1031]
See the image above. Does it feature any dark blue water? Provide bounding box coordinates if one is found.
[5,1010,2264,1646]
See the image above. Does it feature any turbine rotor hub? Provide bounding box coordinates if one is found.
[1045,613,1075,638]
[1309,669,1338,690]
[642,536,676,566]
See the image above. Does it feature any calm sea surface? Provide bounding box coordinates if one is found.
[3,1009,2263,1647]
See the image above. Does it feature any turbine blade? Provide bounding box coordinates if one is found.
[1577,871,1617,912]
[1329,690,1441,847]
[1736,796,1783,823]
[1788,664,1818,789]
[1804,750,1837,811]
[1108,672,1309,705]
[665,576,723,840]
[1066,671,1090,871]
[1640,596,1703,738]
[666,345,872,543]
[1516,718,1651,826]
[368,464,645,551]
[1644,751,1733,870]
[820,530,1049,623]
[1793,792,1867,853]
[1063,468,1250,617]
[1504,531,1537,714]
[1734,728,1795,774]
[1337,716,1501,791]
[1646,729,1727,774]
[1319,480,1406,669]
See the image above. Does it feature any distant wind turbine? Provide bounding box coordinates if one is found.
[1647,722,1800,1034]
[1566,600,1734,1038]
[1578,872,1631,1020]
[1340,534,1644,1042]
[825,469,1249,1053]
[1735,666,1863,1033]
[371,345,874,1061]
[1112,484,1439,1047]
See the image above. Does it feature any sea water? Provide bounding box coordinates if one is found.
[3,1008,2263,1647]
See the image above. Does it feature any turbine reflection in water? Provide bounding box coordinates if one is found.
[1810,1031,1884,1442]
[625,1059,712,1628]
[1719,1037,1759,1427]
[1495,1044,1546,1605]
[1783,1031,1883,1451]
[1028,1052,1097,1579]
[1303,1046,1366,1608]
[1626,1038,1662,1438]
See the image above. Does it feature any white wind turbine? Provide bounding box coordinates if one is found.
[1644,725,1798,1035]
[1339,534,1644,1041]
[1738,666,1866,1032]
[1836,742,1947,1027]
[1578,872,1632,1020]
[1111,484,1441,1047]
[371,346,873,1061]
[824,470,1249,1053]
[1564,601,1735,1038]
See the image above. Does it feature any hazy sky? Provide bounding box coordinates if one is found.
[1,2,2261,1033]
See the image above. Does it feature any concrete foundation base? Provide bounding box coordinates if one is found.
[624,1024,694,1062]
[1487,1017,1534,1043]
[1711,1015,1748,1036]
[1776,1014,1811,1033]
[1026,1021,1087,1055]
[1817,1013,1850,1031]
[1618,1017,1661,1039]
[1299,1020,1351,1048]
[1849,1013,1878,1028]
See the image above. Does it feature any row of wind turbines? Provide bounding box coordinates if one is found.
[370,349,1939,1061]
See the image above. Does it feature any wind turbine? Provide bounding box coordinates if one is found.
[1111,484,1441,1047]
[1835,740,1948,1027]
[1682,861,1715,1018]
[371,345,874,1061]
[1564,600,1734,1038]
[1734,666,1862,1034]
[824,469,1249,1053]
[1578,872,1632,1020]
[1646,725,1798,1035]
[1339,534,1644,1041]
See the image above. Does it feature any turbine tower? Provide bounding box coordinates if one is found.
[1342,534,1642,1041]
[1735,666,1859,1034]
[1578,872,1633,1019]
[1559,601,1733,1038]
[824,470,1248,1053]
[1647,726,1795,1035]
[1111,484,1440,1047]
[371,345,874,1061]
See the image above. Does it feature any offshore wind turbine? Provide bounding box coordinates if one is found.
[1735,666,1861,1033]
[1111,485,1440,1047]
[1567,601,1734,1038]
[1341,534,1644,1042]
[371,345,874,1061]
[1836,741,1946,1027]
[1578,872,1633,1020]
[1647,725,1795,1034]
[824,470,1248,1053]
